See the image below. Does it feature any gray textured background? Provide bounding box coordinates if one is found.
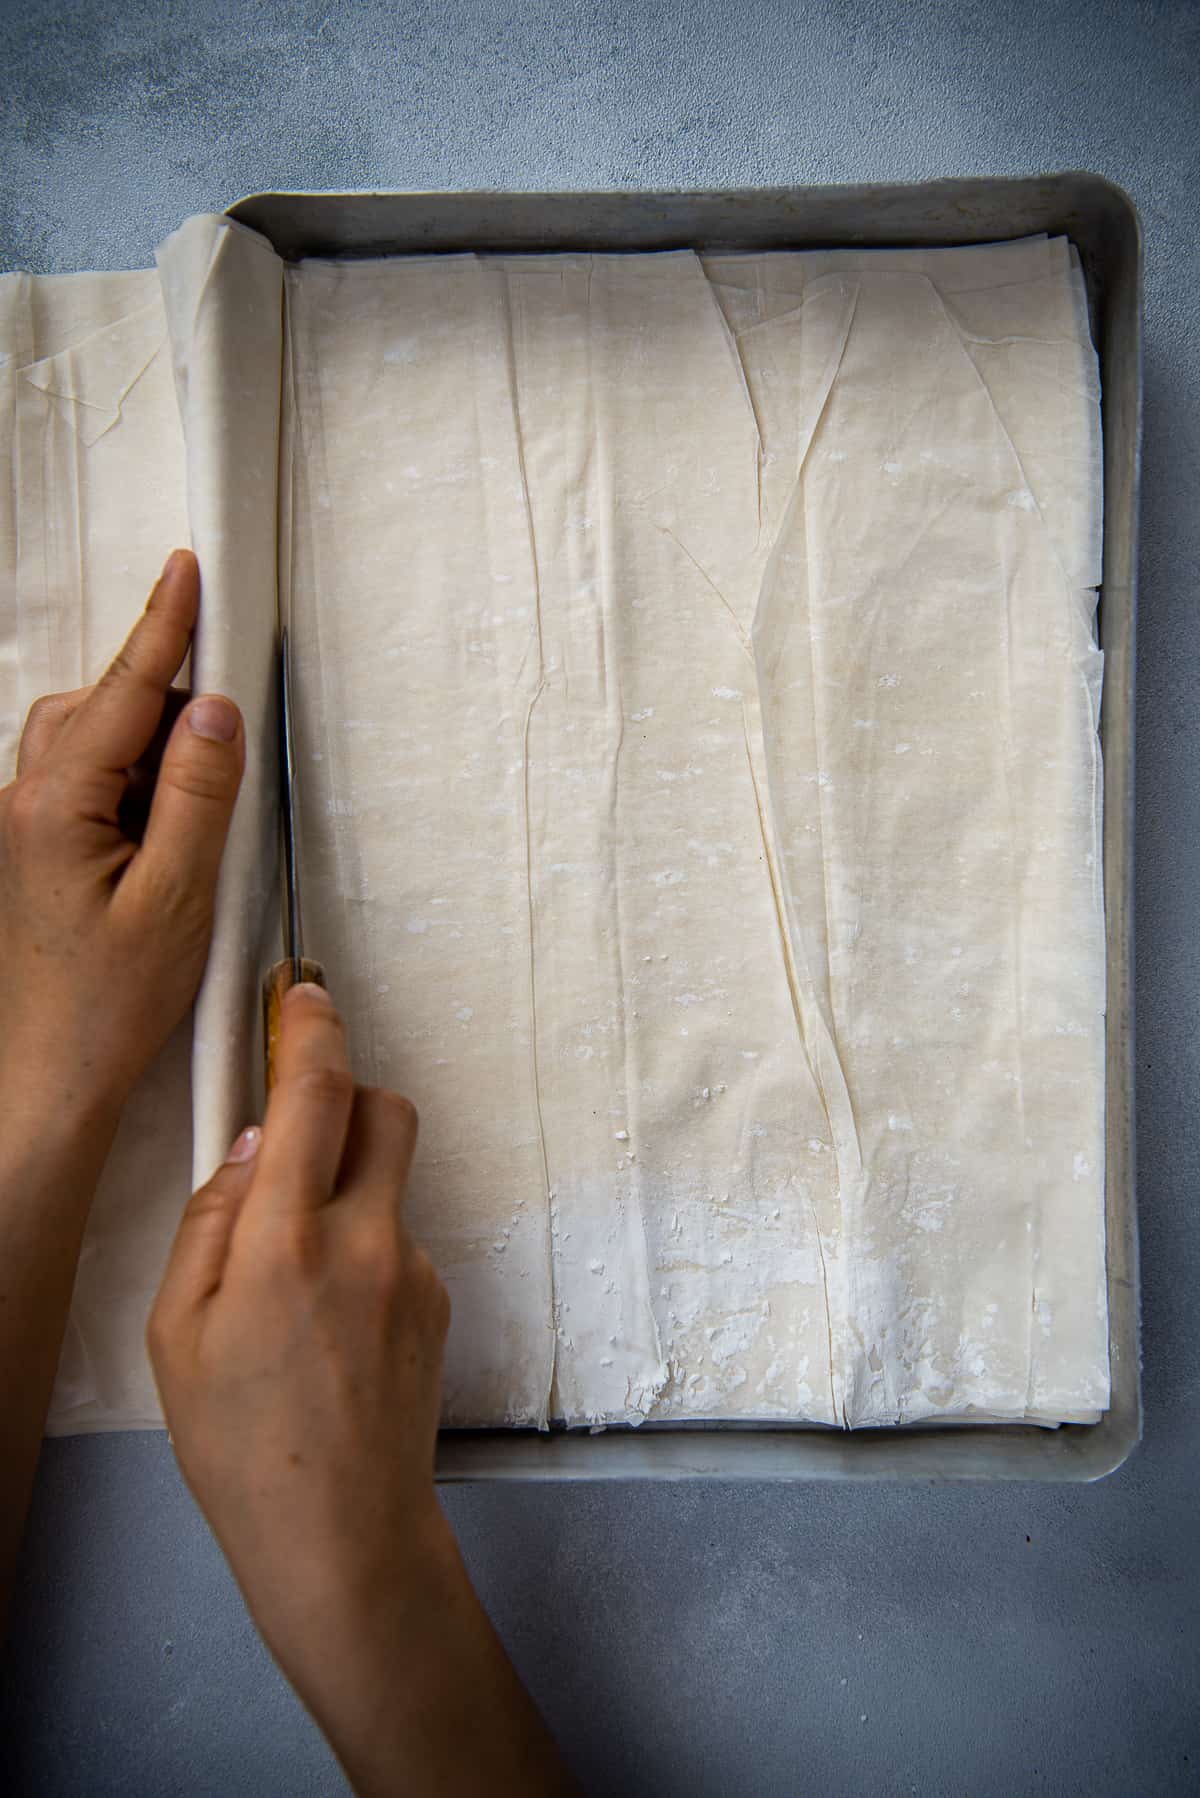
[1,1,1197,1793]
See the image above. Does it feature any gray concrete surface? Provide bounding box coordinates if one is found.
[1,1,1196,1792]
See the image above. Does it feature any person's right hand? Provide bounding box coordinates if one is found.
[148,982,456,1773]
[149,985,573,1797]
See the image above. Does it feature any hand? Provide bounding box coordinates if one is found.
[148,985,572,1798]
[149,980,449,1633]
[0,549,244,1125]
[0,548,244,1616]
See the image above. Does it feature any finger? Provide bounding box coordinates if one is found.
[16,688,91,774]
[116,688,192,843]
[149,1126,262,1336]
[335,1086,420,1211]
[60,549,199,773]
[117,691,244,917]
[248,984,355,1217]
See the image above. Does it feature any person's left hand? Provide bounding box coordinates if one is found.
[0,549,245,1124]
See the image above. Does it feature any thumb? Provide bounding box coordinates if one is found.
[149,1127,261,1352]
[124,692,244,922]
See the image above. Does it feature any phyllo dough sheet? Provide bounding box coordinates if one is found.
[275,233,1107,1427]
[0,216,1107,1432]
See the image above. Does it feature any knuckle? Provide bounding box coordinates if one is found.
[26,693,64,730]
[129,850,212,930]
[161,751,240,807]
[101,636,154,691]
[292,1065,355,1110]
[349,1220,403,1290]
[267,1213,325,1279]
[6,766,61,838]
[104,640,137,682]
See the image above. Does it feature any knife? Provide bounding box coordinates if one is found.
[262,626,327,1094]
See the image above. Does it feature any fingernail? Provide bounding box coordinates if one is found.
[188,696,238,741]
[164,548,187,576]
[288,981,332,1007]
[227,1126,261,1164]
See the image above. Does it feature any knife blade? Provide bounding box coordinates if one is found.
[263,626,326,1094]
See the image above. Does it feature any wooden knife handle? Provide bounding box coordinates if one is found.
[263,957,328,1097]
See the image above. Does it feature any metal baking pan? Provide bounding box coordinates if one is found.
[228,176,1141,1481]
